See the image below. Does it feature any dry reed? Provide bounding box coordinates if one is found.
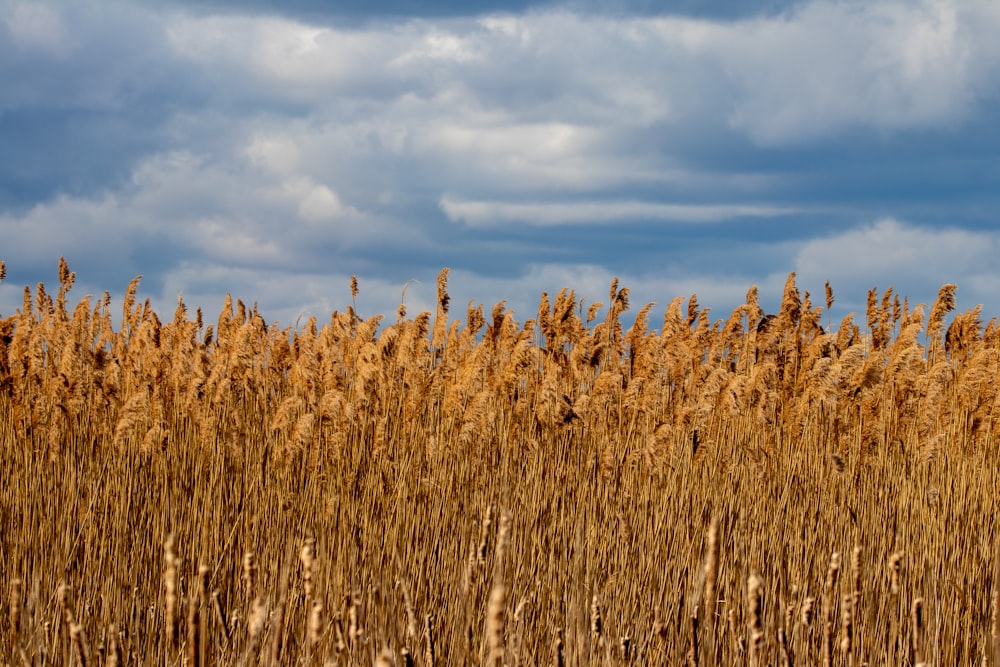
[0,260,998,665]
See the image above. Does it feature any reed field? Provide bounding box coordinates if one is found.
[3,257,1000,666]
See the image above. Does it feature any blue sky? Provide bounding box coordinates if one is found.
[2,0,1000,329]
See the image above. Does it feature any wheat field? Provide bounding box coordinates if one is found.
[2,258,999,666]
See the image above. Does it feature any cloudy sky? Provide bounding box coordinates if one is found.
[3,0,1000,330]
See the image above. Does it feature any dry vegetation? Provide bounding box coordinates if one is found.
[2,258,1000,666]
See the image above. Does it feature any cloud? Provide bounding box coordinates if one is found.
[140,0,807,23]
[707,0,998,143]
[155,2,1000,178]
[652,0,1000,144]
[297,183,353,222]
[794,218,1000,316]
[3,2,65,54]
[0,145,405,286]
[440,197,801,226]
[1,1,189,113]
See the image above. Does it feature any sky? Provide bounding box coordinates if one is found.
[2,0,1000,332]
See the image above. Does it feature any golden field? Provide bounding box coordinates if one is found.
[2,258,1000,666]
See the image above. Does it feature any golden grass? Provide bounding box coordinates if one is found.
[2,259,1000,664]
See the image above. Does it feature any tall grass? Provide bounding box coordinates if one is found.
[2,259,999,664]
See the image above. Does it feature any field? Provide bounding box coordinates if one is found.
[2,258,1000,666]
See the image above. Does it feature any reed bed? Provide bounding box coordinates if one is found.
[2,258,1000,665]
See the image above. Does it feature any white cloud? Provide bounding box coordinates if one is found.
[391,30,480,65]
[794,218,1000,313]
[297,183,352,222]
[440,197,801,226]
[189,218,286,264]
[165,14,413,99]
[421,122,589,163]
[245,133,303,174]
[0,193,131,263]
[704,0,1000,143]
[153,0,1000,194]
[796,218,993,282]
[0,147,386,271]
[477,15,532,42]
